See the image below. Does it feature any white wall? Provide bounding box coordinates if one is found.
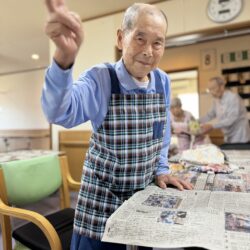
[158,0,250,37]
[0,69,49,129]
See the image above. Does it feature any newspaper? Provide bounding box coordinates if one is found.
[103,150,250,249]
[102,185,250,250]
[223,150,250,171]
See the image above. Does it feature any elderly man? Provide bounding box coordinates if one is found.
[42,1,193,249]
[200,77,250,143]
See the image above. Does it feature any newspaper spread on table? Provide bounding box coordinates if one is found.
[102,150,250,250]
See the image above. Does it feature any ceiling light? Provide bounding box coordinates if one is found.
[31,54,40,60]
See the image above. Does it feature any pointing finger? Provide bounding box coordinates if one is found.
[45,0,56,13]
[45,0,65,13]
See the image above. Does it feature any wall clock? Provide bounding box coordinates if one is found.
[207,0,243,23]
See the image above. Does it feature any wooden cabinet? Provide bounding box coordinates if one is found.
[59,130,92,182]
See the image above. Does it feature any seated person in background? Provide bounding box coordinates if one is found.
[170,97,208,153]
[199,77,250,143]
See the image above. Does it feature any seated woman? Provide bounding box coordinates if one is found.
[170,97,209,153]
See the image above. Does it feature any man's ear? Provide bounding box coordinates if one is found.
[117,29,123,50]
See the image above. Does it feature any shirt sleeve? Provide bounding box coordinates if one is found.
[199,102,216,123]
[213,93,241,129]
[156,72,171,176]
[41,60,111,129]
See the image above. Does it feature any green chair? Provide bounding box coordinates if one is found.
[0,154,80,250]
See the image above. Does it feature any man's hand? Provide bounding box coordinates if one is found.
[155,174,193,191]
[44,0,83,69]
[200,123,213,134]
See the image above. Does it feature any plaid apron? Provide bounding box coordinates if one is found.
[73,64,167,240]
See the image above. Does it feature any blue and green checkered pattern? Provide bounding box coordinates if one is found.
[74,91,166,240]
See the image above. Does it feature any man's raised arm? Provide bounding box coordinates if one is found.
[44,0,83,69]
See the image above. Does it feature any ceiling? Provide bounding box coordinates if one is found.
[0,0,160,76]
[2,1,248,76]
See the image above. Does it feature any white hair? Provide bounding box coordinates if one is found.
[122,3,168,33]
[209,76,225,87]
[170,97,182,108]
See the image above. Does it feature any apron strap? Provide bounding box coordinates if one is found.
[105,63,164,95]
[105,63,121,94]
[153,69,164,94]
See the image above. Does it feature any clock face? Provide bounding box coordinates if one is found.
[207,0,243,23]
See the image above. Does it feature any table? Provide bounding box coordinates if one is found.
[103,150,250,250]
[0,149,61,164]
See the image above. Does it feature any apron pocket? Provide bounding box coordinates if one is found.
[153,121,164,139]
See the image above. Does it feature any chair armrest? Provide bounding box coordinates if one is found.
[59,155,81,191]
[0,200,62,250]
[67,175,81,191]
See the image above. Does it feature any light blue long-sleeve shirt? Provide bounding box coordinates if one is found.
[200,90,250,143]
[41,59,171,175]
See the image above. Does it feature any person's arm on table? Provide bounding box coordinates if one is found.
[155,77,193,191]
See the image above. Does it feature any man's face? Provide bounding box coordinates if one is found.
[117,13,167,82]
[207,80,224,99]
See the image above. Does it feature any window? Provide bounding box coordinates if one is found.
[168,70,199,119]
